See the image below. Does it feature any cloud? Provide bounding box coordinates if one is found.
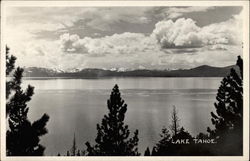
[52,10,243,70]
[6,7,84,26]
[152,6,215,20]
[166,7,215,19]
[6,7,156,41]
[152,18,202,48]
[152,12,242,49]
[158,45,242,69]
[201,11,243,46]
[5,7,243,71]
[60,33,87,53]
[77,7,153,31]
[9,38,89,70]
[59,32,157,56]
[208,44,228,51]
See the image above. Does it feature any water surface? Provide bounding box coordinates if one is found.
[22,77,221,155]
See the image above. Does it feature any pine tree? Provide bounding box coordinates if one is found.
[237,55,243,79]
[171,127,194,156]
[80,150,86,156]
[207,56,243,155]
[70,133,77,156]
[85,84,139,156]
[6,46,16,77]
[152,106,194,156]
[169,106,180,136]
[77,150,81,156]
[6,47,50,156]
[172,127,192,141]
[153,127,172,155]
[151,147,157,156]
[6,45,17,115]
[151,106,180,156]
[144,147,150,156]
[65,133,86,156]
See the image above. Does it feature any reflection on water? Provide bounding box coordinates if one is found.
[22,77,221,155]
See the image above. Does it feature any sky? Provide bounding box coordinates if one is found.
[5,6,243,71]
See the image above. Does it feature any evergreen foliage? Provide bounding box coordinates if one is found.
[144,147,150,156]
[151,147,157,156]
[169,106,180,136]
[153,127,172,155]
[6,47,49,156]
[64,133,85,156]
[77,150,81,156]
[207,56,243,155]
[152,107,203,156]
[85,84,140,156]
[6,45,17,113]
[70,133,77,156]
[6,46,16,76]
[153,126,195,155]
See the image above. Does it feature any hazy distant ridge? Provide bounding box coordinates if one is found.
[23,65,239,78]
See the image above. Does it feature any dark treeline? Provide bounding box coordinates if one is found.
[6,46,243,156]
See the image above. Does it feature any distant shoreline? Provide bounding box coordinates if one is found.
[22,65,239,78]
[22,76,224,80]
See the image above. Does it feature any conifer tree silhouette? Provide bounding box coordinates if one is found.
[144,147,151,156]
[152,106,195,156]
[77,150,81,156]
[6,45,16,115]
[6,46,16,77]
[151,147,157,156]
[172,127,192,141]
[207,56,243,155]
[153,127,172,155]
[65,133,86,156]
[6,46,49,156]
[85,84,139,156]
[169,106,180,136]
[70,133,77,156]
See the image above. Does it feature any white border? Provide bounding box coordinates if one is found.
[1,1,249,161]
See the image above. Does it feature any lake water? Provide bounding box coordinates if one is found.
[22,77,222,155]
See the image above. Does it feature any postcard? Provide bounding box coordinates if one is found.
[1,1,249,161]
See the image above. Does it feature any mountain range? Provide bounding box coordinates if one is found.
[22,65,239,78]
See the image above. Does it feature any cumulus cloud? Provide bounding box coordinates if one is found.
[152,18,202,48]
[152,12,242,49]
[60,33,87,53]
[201,12,243,45]
[10,38,88,70]
[56,10,243,69]
[59,32,157,56]
[5,7,243,70]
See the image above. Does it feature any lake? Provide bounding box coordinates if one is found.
[22,77,222,155]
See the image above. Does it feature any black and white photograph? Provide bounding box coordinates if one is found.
[1,1,249,160]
